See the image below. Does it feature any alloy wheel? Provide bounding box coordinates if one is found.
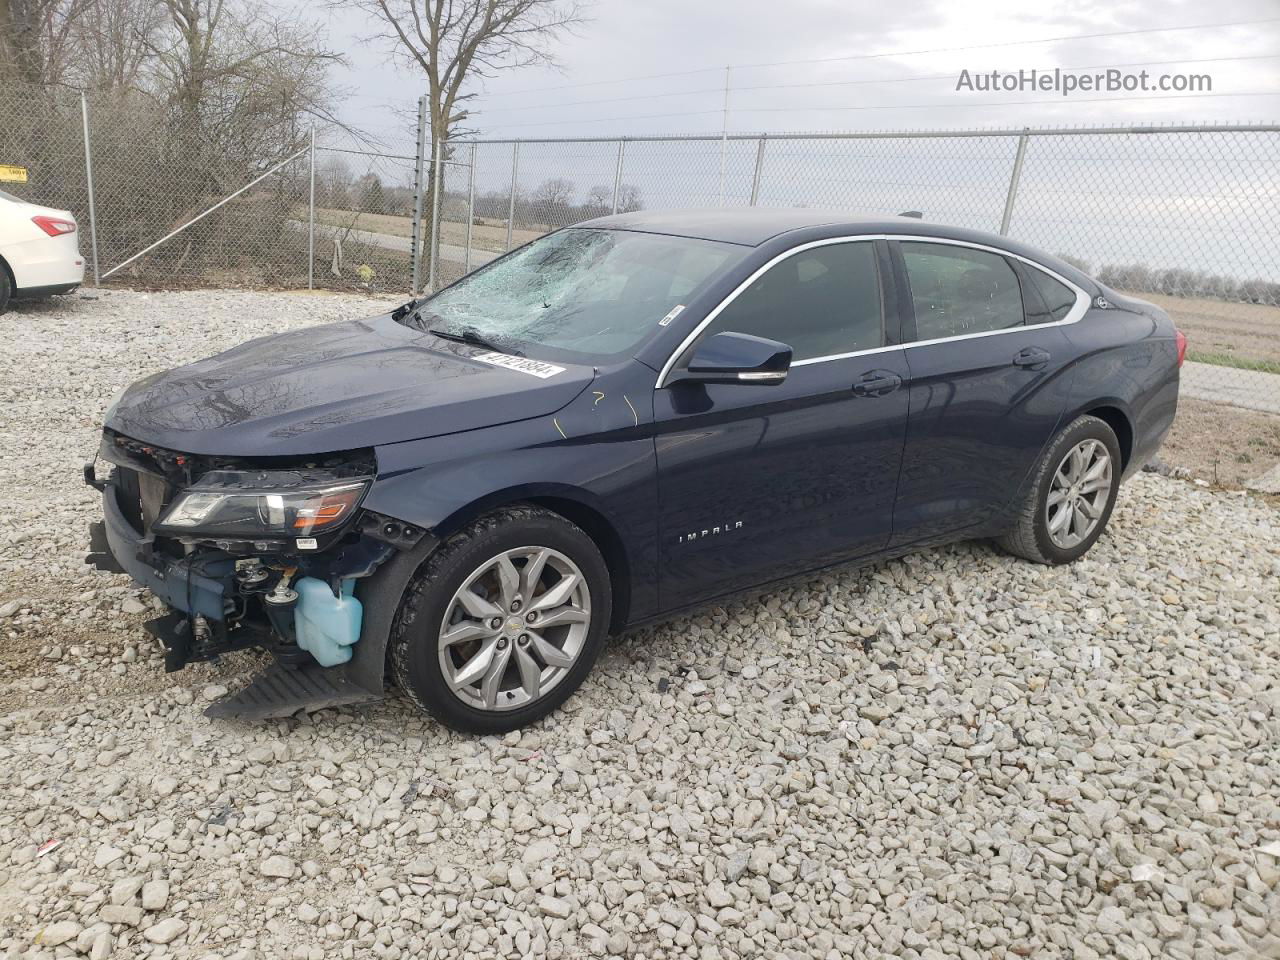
[1046,438,1113,550]
[438,546,592,711]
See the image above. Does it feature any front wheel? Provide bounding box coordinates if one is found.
[390,505,611,734]
[997,414,1122,564]
[0,266,11,315]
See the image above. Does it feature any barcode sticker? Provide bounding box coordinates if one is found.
[658,304,686,326]
[472,352,566,379]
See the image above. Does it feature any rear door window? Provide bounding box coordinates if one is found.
[901,242,1025,341]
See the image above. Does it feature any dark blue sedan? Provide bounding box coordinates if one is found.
[87,209,1184,732]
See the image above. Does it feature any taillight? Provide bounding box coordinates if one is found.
[1175,329,1188,367]
[32,215,76,237]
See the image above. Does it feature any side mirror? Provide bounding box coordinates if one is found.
[677,331,792,386]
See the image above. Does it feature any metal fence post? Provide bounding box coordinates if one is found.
[428,137,444,291]
[749,135,767,207]
[410,96,428,294]
[1000,130,1030,236]
[718,66,731,206]
[611,139,626,214]
[307,125,316,289]
[505,142,520,251]
[465,142,477,273]
[79,91,100,285]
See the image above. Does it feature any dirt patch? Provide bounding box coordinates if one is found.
[1158,396,1280,488]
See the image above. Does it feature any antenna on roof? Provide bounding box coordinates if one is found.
[898,210,923,219]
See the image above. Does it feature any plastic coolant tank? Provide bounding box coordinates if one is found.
[293,577,363,667]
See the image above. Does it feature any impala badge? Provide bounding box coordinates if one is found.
[678,521,744,544]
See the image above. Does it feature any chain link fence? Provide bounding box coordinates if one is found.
[2,83,1277,481]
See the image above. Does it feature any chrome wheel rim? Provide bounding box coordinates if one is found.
[438,546,591,712]
[1046,439,1113,550]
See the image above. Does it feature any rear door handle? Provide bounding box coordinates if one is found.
[1012,346,1051,369]
[852,370,903,397]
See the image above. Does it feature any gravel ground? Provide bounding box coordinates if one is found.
[2,289,1279,960]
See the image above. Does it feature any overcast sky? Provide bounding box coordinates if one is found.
[324,0,1280,145]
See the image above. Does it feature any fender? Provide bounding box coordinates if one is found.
[361,361,661,630]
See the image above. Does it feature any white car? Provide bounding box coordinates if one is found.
[0,188,85,314]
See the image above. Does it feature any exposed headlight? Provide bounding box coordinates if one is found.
[154,469,370,540]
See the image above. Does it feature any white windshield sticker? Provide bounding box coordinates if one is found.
[658,304,686,326]
[472,351,566,379]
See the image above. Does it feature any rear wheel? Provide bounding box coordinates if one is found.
[390,505,611,734]
[997,414,1122,564]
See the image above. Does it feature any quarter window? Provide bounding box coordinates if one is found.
[697,242,883,362]
[1024,266,1078,323]
[901,242,1025,340]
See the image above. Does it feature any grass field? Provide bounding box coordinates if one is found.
[1186,351,1280,375]
[1130,290,1280,370]
[311,207,544,253]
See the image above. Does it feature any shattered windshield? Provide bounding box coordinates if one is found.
[413,228,742,362]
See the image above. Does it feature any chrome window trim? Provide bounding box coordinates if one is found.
[654,233,1090,388]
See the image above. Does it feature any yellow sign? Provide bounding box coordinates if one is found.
[0,164,29,183]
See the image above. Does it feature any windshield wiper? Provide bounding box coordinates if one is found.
[426,326,521,356]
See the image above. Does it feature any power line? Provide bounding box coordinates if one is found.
[737,90,1278,114]
[470,16,1280,101]
[484,90,1276,132]
[472,53,1280,116]
[727,17,1280,73]
[488,109,722,130]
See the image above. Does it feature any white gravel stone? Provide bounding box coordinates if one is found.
[2,289,1278,960]
[260,855,297,878]
[141,879,169,910]
[142,917,187,944]
[538,895,572,919]
[34,921,81,946]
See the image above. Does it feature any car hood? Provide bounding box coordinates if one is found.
[105,313,596,456]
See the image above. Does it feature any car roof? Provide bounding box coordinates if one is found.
[577,207,1098,292]
[580,207,992,246]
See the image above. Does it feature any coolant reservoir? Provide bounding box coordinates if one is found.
[293,578,363,667]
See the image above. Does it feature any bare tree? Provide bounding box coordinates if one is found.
[340,0,588,145]
[151,0,342,139]
[531,176,573,224]
[616,183,642,214]
[0,0,89,85]
[584,183,610,215]
[69,0,166,92]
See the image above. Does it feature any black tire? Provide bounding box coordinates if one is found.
[390,504,611,734]
[997,414,1123,565]
[0,264,11,315]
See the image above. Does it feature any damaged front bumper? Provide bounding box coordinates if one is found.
[89,479,235,628]
[84,457,437,720]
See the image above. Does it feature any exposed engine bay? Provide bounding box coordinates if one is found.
[84,429,430,710]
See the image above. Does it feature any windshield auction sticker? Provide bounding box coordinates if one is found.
[472,352,566,379]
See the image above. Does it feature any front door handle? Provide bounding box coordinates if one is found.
[852,370,903,397]
[1012,346,1051,369]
